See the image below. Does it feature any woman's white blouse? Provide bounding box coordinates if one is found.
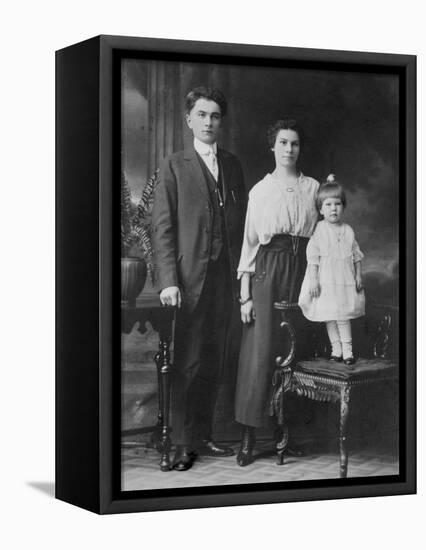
[237,173,320,277]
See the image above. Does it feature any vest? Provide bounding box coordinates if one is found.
[196,153,225,261]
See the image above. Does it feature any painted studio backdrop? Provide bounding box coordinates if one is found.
[120,57,399,489]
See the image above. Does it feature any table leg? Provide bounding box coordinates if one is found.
[152,351,164,452]
[339,385,351,478]
[155,334,172,472]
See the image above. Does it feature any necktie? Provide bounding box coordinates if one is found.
[208,147,218,181]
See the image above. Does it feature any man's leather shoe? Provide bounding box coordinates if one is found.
[172,446,196,471]
[285,445,304,457]
[198,439,235,457]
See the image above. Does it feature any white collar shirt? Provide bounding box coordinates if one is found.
[194,138,218,181]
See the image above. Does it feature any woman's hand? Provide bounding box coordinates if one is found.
[309,279,321,298]
[355,274,364,292]
[239,272,254,323]
[241,299,255,324]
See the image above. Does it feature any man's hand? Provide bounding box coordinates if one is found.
[160,286,182,307]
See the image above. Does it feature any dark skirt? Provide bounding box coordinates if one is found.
[235,234,308,428]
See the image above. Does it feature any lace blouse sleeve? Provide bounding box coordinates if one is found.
[237,198,260,279]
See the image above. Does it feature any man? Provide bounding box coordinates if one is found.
[152,86,246,471]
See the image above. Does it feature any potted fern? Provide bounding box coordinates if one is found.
[121,168,159,305]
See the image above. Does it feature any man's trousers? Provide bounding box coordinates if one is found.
[171,250,233,447]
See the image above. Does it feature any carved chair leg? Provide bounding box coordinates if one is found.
[276,369,292,465]
[339,385,351,478]
[273,301,297,466]
[275,424,289,465]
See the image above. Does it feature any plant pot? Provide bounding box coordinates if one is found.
[121,257,147,306]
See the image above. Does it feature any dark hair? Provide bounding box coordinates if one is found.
[185,86,227,116]
[316,178,347,211]
[267,118,304,148]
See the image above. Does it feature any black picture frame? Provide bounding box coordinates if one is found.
[56,34,416,514]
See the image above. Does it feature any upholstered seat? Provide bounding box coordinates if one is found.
[295,357,397,381]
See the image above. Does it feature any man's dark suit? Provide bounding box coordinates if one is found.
[152,146,246,446]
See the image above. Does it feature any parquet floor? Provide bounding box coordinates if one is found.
[121,438,399,491]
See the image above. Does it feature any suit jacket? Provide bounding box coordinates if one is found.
[152,146,247,313]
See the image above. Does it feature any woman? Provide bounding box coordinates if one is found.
[235,119,319,466]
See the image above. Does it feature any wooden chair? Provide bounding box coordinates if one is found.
[271,302,398,477]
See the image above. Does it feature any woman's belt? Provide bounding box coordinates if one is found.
[261,234,309,255]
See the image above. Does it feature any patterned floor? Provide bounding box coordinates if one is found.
[122,438,399,491]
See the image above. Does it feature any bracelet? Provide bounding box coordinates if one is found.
[239,296,252,305]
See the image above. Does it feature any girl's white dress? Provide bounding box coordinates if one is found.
[298,221,365,322]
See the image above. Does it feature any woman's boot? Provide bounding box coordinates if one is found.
[237,425,256,466]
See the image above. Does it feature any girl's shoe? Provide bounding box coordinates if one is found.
[343,356,355,366]
[329,355,343,362]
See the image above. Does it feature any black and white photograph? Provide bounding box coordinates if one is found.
[120,54,402,491]
[5,0,423,544]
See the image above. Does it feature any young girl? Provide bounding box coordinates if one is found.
[298,175,365,365]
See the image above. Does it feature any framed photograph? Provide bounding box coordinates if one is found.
[56,35,416,514]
